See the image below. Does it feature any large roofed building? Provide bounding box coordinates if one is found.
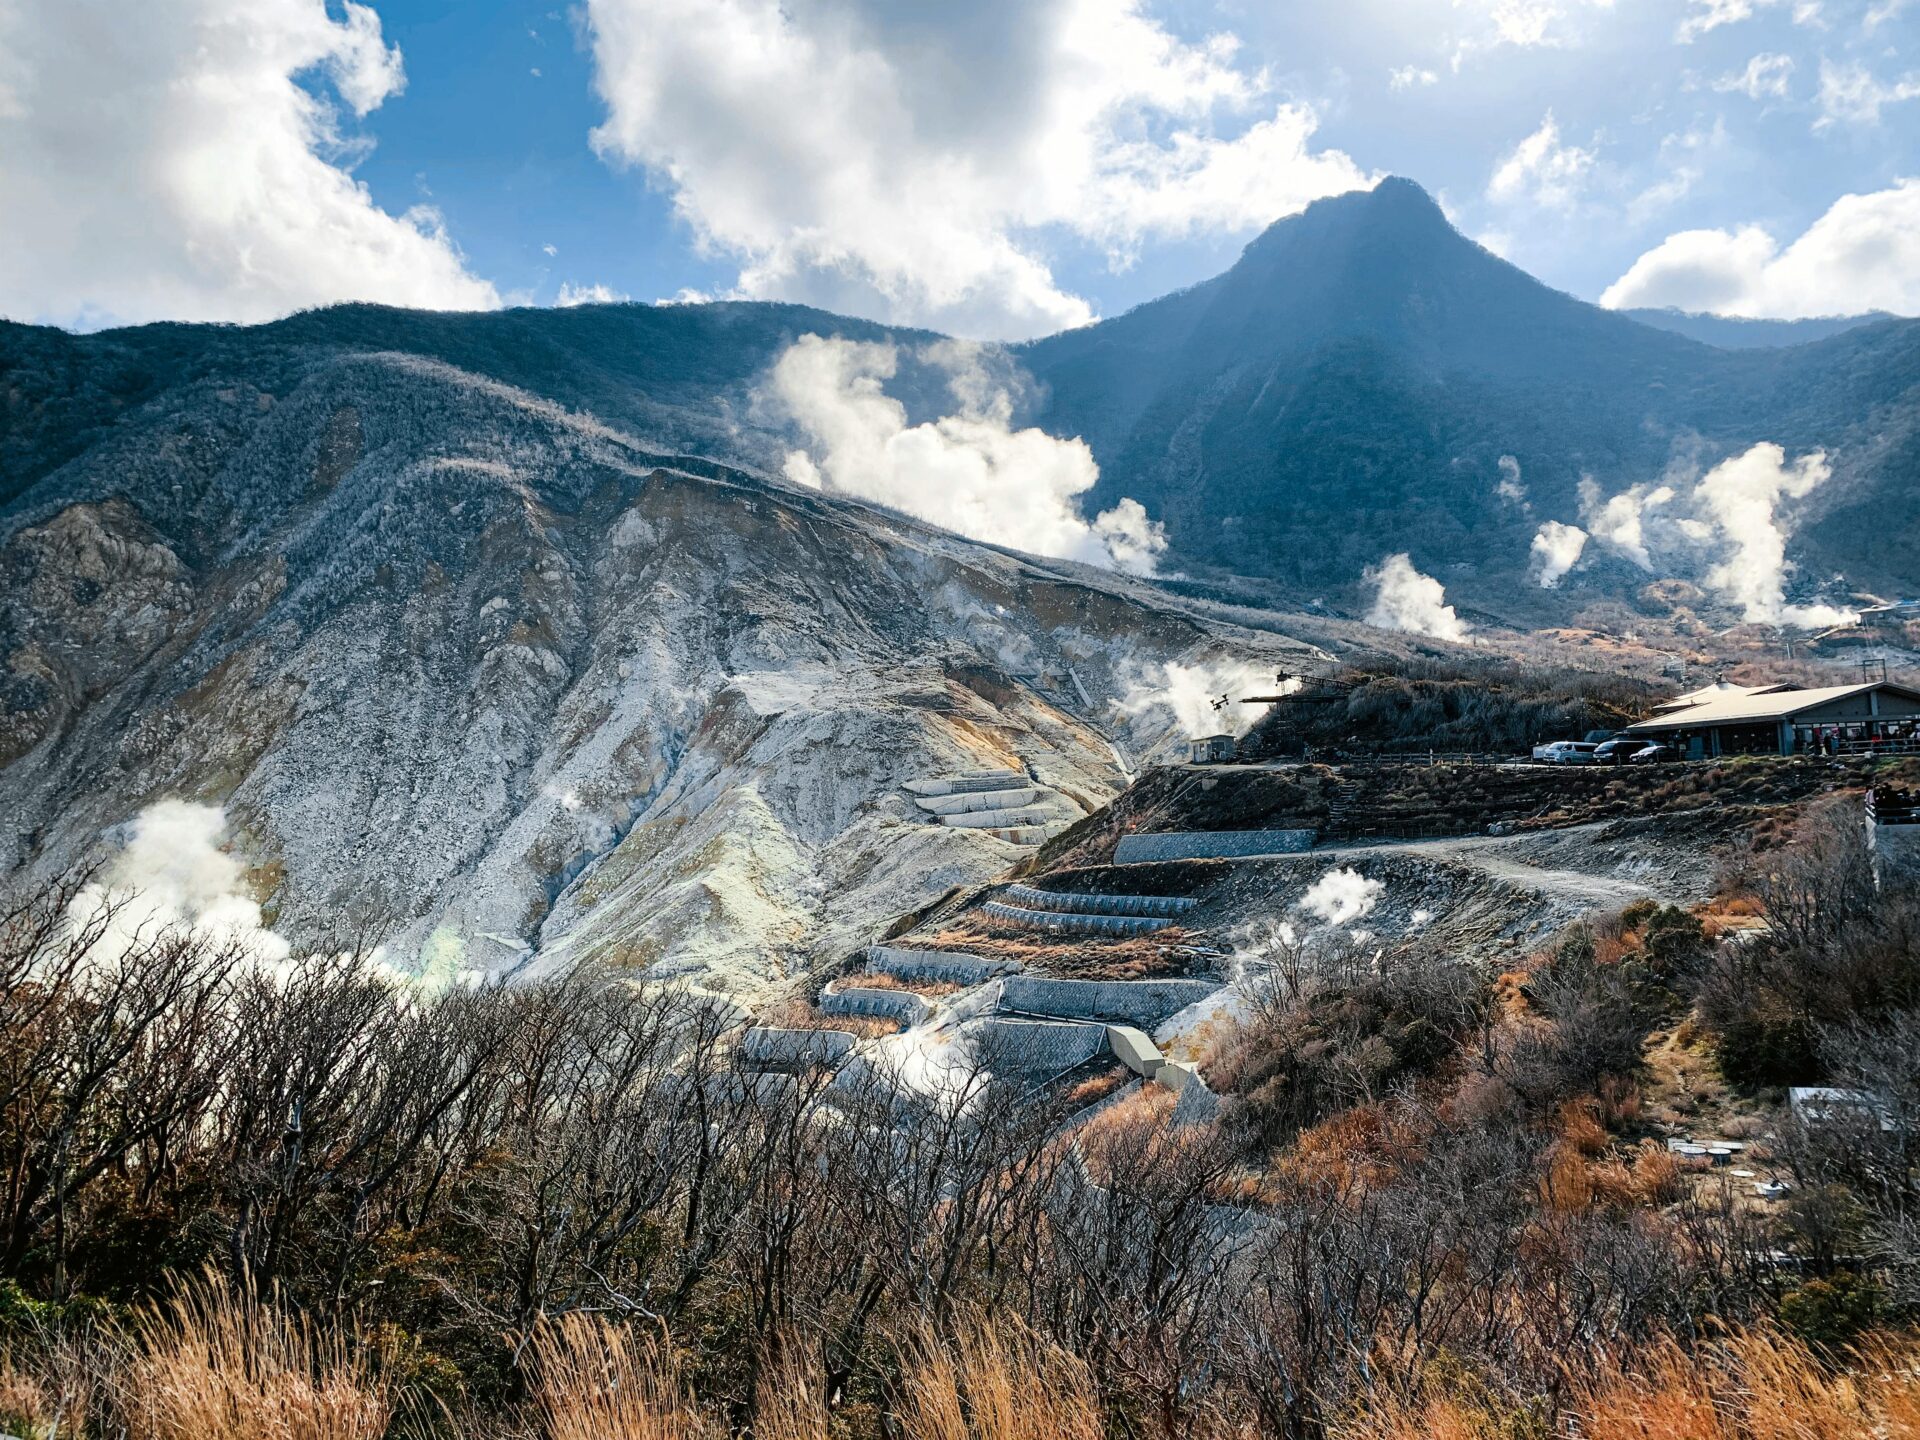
[1624,680,1920,759]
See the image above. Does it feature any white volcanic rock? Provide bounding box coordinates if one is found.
[2,347,1320,999]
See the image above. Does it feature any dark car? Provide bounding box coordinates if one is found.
[1592,738,1643,765]
[1628,743,1677,764]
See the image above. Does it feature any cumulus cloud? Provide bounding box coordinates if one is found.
[68,800,289,966]
[1693,443,1855,626]
[1364,554,1470,642]
[1115,657,1294,739]
[1715,52,1795,100]
[1530,520,1589,587]
[555,281,630,306]
[0,0,499,328]
[1600,180,1920,318]
[582,0,1371,338]
[765,334,1166,573]
[1487,112,1596,209]
[1390,66,1439,90]
[1299,868,1383,927]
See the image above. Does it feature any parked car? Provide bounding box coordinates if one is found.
[1531,741,1601,764]
[1592,738,1644,765]
[1628,743,1677,764]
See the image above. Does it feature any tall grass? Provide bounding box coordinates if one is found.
[119,1274,388,1440]
[1335,1328,1920,1440]
[528,1313,717,1440]
[895,1312,1102,1440]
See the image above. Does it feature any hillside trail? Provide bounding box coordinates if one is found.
[1256,822,1680,908]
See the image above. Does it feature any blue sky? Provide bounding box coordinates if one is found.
[1,0,1915,335]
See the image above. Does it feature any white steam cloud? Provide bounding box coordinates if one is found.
[1364,553,1470,642]
[1579,476,1675,569]
[1496,454,1528,505]
[1299,868,1383,926]
[1570,443,1852,628]
[1694,443,1855,627]
[1530,520,1588,588]
[1115,657,1294,739]
[766,335,1167,574]
[69,800,290,965]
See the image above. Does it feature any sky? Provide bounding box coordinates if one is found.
[0,0,1914,338]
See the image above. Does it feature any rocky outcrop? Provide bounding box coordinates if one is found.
[1,338,1320,997]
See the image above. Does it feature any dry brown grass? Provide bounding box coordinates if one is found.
[752,1334,829,1440]
[530,1313,718,1440]
[120,1274,389,1440]
[0,1342,93,1440]
[1063,1066,1131,1108]
[1335,1327,1920,1440]
[895,1311,1102,1440]
[839,972,963,999]
[1277,1103,1425,1193]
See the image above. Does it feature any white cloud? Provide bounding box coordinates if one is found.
[542,243,559,257]
[0,0,499,328]
[1693,443,1854,626]
[555,281,630,306]
[1487,112,1596,209]
[1815,59,1920,129]
[1628,120,1726,222]
[1866,0,1912,28]
[1715,52,1795,100]
[1456,0,1616,51]
[1601,179,1920,317]
[1676,0,1768,42]
[582,0,1371,339]
[1364,553,1470,642]
[1389,65,1439,90]
[764,334,1166,573]
[1530,520,1589,587]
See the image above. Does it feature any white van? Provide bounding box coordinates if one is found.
[1530,741,1601,765]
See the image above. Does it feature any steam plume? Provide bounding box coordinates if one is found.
[1530,520,1588,588]
[1578,476,1674,569]
[1694,443,1855,627]
[1115,657,1296,739]
[1496,454,1528,505]
[1364,554,1469,642]
[1299,868,1383,926]
[765,335,1167,574]
[69,800,289,965]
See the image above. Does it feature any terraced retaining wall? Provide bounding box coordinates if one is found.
[865,945,1019,984]
[1114,830,1317,862]
[943,809,1049,829]
[741,1027,858,1069]
[980,902,1174,936]
[976,1018,1107,1073]
[904,772,1025,796]
[1002,884,1198,918]
[915,787,1036,815]
[1000,976,1219,1027]
[820,982,931,1027]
